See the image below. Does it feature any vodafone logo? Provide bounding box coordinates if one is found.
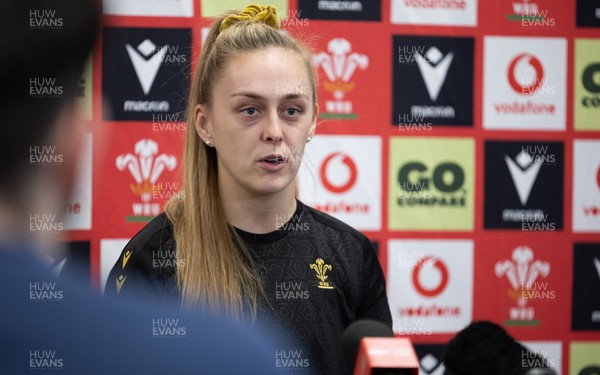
[388,239,472,332]
[508,53,544,95]
[298,136,380,230]
[484,37,566,130]
[390,0,477,27]
[574,141,600,229]
[585,165,600,217]
[412,257,449,297]
[319,152,358,194]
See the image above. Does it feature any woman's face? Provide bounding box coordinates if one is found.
[195,47,316,197]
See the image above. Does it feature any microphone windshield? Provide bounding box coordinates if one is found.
[340,319,394,367]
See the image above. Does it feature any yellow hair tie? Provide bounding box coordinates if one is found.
[219,4,280,32]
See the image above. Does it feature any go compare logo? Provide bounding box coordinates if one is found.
[397,162,466,207]
[388,137,473,231]
[574,39,600,131]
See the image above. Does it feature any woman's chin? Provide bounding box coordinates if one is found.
[252,177,294,196]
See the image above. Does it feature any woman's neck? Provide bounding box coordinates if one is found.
[219,184,297,234]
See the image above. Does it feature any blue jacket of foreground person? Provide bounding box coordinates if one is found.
[0,247,279,375]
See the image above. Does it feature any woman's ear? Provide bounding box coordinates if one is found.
[194,104,212,143]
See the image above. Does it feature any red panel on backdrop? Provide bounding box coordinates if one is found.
[95,124,184,237]
[475,234,571,340]
[303,21,389,134]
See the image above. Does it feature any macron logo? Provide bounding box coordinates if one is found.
[420,353,445,375]
[415,46,454,102]
[504,150,543,206]
[126,39,168,95]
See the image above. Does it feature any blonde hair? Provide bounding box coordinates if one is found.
[164,8,317,322]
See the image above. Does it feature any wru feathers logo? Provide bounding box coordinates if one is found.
[310,258,334,289]
[116,139,177,202]
[313,38,368,99]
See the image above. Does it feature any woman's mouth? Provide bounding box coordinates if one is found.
[258,154,287,170]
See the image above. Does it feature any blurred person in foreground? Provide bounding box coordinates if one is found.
[0,1,278,374]
[443,321,557,375]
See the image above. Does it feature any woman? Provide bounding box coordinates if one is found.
[106,4,392,373]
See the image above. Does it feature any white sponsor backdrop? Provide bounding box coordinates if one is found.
[388,239,474,334]
[64,133,92,231]
[298,135,382,231]
[103,0,194,17]
[483,36,567,131]
[521,341,562,375]
[573,140,600,232]
[391,0,477,26]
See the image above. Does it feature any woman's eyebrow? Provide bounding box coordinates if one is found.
[282,93,309,100]
[230,91,262,98]
[230,92,309,100]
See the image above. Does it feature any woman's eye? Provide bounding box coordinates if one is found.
[285,108,300,116]
[242,107,257,116]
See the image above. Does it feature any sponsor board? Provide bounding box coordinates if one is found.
[391,0,477,26]
[388,239,473,334]
[388,137,474,231]
[572,243,600,330]
[577,0,600,27]
[392,36,474,127]
[484,141,563,231]
[102,27,190,121]
[483,36,566,131]
[103,0,193,17]
[573,140,600,232]
[297,0,381,21]
[64,133,92,231]
[298,135,381,231]
[570,342,600,375]
[574,39,600,131]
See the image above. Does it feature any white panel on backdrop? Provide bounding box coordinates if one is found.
[298,135,381,231]
[521,341,562,375]
[103,0,193,17]
[483,36,567,131]
[100,239,129,293]
[201,28,211,46]
[573,140,600,232]
[64,133,92,230]
[388,239,473,334]
[391,0,477,26]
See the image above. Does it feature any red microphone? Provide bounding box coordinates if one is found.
[340,320,419,375]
